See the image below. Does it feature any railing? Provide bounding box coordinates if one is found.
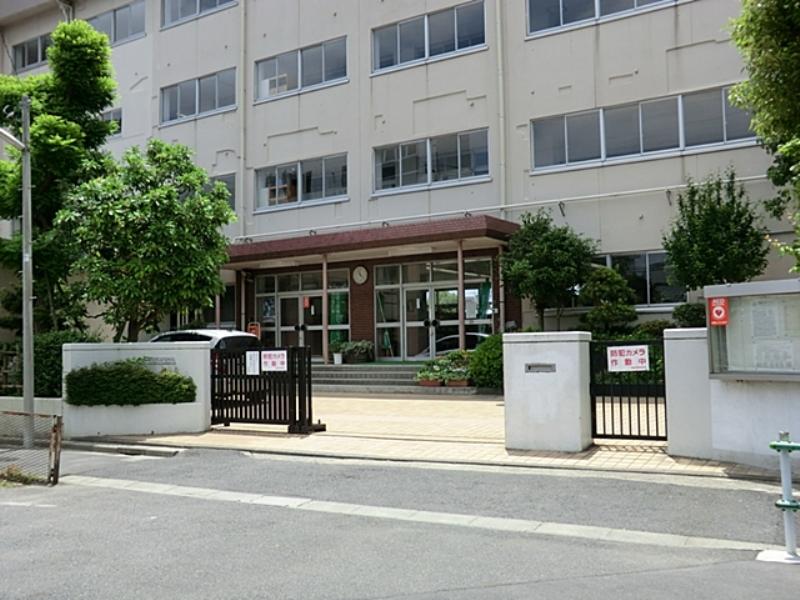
[0,411,62,485]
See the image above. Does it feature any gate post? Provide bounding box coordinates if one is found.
[503,332,592,452]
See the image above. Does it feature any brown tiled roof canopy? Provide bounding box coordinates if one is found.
[227,215,518,264]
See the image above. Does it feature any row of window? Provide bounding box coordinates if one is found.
[88,1,145,45]
[255,154,348,209]
[528,0,671,34]
[161,68,236,123]
[12,33,51,71]
[532,87,753,170]
[163,0,235,27]
[255,37,347,101]
[594,252,684,305]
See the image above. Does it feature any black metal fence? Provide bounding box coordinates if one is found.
[210,346,325,434]
[589,339,667,441]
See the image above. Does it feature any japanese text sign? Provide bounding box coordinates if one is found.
[261,350,288,372]
[607,345,650,372]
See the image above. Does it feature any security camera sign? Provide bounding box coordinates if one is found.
[261,350,288,372]
[607,345,650,372]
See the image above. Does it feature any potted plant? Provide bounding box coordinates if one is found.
[443,350,471,387]
[341,340,374,364]
[330,341,344,365]
[415,362,443,387]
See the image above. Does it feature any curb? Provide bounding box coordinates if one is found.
[62,440,182,458]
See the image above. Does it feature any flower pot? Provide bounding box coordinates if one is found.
[333,353,343,365]
[446,379,470,387]
[418,379,442,387]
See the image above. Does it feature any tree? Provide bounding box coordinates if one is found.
[0,20,116,332]
[580,267,637,335]
[55,139,235,341]
[501,211,596,331]
[731,0,800,269]
[662,171,768,290]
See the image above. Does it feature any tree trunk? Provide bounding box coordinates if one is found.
[537,307,545,332]
[555,308,562,331]
[127,320,141,342]
[44,275,58,331]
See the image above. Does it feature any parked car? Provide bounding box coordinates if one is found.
[150,329,260,350]
[413,332,489,359]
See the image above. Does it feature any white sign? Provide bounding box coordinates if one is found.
[607,345,650,372]
[261,350,288,372]
[245,351,260,376]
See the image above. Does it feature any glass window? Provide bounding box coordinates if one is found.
[375,146,399,190]
[464,259,492,279]
[200,0,218,10]
[528,0,561,32]
[641,97,679,152]
[399,17,426,63]
[611,254,648,304]
[301,271,323,291]
[102,108,123,136]
[128,1,146,38]
[432,262,458,281]
[375,266,400,286]
[683,90,724,147]
[429,9,456,56]
[301,45,323,87]
[373,25,398,70]
[459,130,489,177]
[212,173,236,209]
[164,0,234,25]
[376,290,401,323]
[600,0,635,15]
[566,111,601,162]
[256,52,298,99]
[324,154,347,197]
[14,35,51,70]
[563,0,595,24]
[647,252,685,304]
[275,164,298,204]
[323,38,347,81]
[457,2,485,49]
[198,75,217,113]
[533,116,566,167]
[604,104,640,158]
[161,85,179,122]
[89,12,114,39]
[178,79,196,118]
[403,263,430,284]
[329,270,350,289]
[217,68,235,108]
[256,275,275,294]
[277,274,300,292]
[724,89,754,141]
[431,134,459,182]
[179,0,197,20]
[400,141,428,186]
[114,4,131,41]
[301,158,324,201]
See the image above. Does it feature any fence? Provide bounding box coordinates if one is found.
[0,411,62,485]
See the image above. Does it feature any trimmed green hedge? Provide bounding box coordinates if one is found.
[468,334,503,390]
[35,330,101,397]
[65,359,196,406]
[673,302,706,328]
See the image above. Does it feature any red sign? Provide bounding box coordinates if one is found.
[247,321,261,338]
[303,296,311,309]
[708,297,729,326]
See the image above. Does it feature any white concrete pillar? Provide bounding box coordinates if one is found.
[664,328,713,460]
[503,332,592,452]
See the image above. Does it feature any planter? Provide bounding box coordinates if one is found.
[333,352,343,365]
[345,353,372,364]
[446,379,470,387]
[417,379,442,387]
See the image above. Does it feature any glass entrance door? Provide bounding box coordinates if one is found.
[404,288,433,360]
[279,296,301,347]
[278,294,327,356]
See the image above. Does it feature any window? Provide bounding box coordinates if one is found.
[256,154,347,209]
[160,68,236,123]
[375,129,488,192]
[89,1,145,44]
[210,173,236,209]
[529,0,670,34]
[102,108,123,137]
[12,34,51,71]
[255,37,347,101]
[163,0,235,26]
[372,1,485,72]
[595,252,685,305]
[531,87,755,171]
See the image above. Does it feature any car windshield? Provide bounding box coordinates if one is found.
[155,333,212,342]
[218,336,260,350]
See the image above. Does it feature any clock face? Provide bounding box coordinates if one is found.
[352,266,368,285]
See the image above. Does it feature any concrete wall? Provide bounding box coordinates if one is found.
[664,328,800,469]
[61,342,212,438]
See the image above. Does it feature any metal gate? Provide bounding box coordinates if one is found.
[589,339,667,441]
[210,346,325,434]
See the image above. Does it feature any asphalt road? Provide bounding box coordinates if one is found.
[1,449,796,599]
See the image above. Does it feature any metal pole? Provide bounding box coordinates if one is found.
[322,255,329,364]
[457,240,465,351]
[777,432,798,557]
[21,95,34,449]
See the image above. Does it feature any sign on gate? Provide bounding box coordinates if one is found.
[607,344,650,372]
[261,350,288,372]
[246,351,260,375]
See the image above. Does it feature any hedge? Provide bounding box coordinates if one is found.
[468,334,503,389]
[35,330,101,397]
[673,302,706,328]
[65,359,196,406]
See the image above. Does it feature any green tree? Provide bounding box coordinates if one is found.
[580,267,638,335]
[662,171,768,290]
[55,139,235,341]
[0,20,116,332]
[501,210,596,331]
[731,0,800,268]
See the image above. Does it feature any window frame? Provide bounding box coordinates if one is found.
[160,68,237,125]
[373,128,490,194]
[210,173,236,210]
[371,0,486,74]
[88,1,146,46]
[102,108,123,137]
[254,36,348,103]
[12,33,51,72]
[526,0,678,37]
[254,153,349,212]
[162,0,237,28]
[595,251,686,306]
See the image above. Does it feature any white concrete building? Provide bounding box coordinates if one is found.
[0,0,793,356]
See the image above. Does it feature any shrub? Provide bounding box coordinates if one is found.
[415,350,471,384]
[341,340,374,363]
[468,334,503,389]
[673,303,706,328]
[580,267,638,335]
[633,320,675,339]
[30,330,100,397]
[65,358,196,406]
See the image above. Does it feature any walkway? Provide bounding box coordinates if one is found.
[102,394,777,480]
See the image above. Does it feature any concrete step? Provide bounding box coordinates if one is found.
[312,365,421,374]
[312,371,417,381]
[314,384,480,395]
[314,378,418,386]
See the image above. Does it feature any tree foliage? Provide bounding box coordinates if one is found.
[0,20,116,332]
[55,139,235,341]
[501,211,596,330]
[731,0,800,268]
[662,171,768,290]
[580,267,638,335]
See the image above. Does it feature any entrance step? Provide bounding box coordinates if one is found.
[314,383,481,395]
[311,363,473,394]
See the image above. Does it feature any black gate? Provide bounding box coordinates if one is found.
[211,346,325,434]
[590,339,667,441]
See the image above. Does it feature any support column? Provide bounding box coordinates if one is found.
[322,255,329,364]
[457,241,465,351]
[214,294,221,329]
[498,246,505,332]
